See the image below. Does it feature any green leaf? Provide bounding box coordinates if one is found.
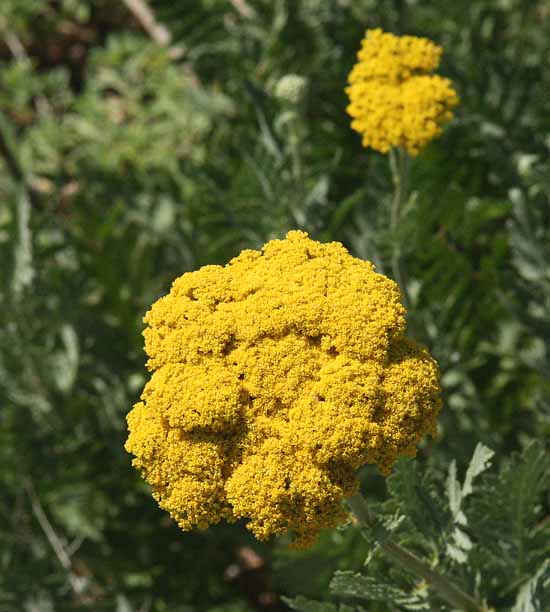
[12,189,34,297]
[468,441,550,577]
[328,189,368,235]
[116,594,135,612]
[305,176,329,209]
[50,325,79,393]
[331,571,400,601]
[511,560,550,612]
[330,571,428,609]
[446,460,466,525]
[447,525,474,565]
[462,443,494,498]
[387,457,446,538]
[282,595,338,612]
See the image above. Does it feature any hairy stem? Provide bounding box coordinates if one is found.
[347,493,484,612]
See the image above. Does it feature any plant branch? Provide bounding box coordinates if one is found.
[229,0,256,19]
[121,0,184,58]
[347,493,485,612]
[24,478,88,595]
[0,19,52,116]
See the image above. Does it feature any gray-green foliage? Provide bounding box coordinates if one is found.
[287,443,550,611]
[1,0,549,610]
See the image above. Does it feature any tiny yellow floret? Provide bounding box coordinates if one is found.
[125,231,441,547]
[346,28,459,155]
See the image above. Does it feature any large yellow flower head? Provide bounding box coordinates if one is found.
[125,231,441,547]
[346,28,459,155]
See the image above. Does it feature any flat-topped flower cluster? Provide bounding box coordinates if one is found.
[346,29,459,155]
[126,231,441,546]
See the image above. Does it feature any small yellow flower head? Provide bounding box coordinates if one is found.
[125,231,441,547]
[346,28,459,155]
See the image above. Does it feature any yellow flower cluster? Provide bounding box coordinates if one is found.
[346,29,459,155]
[125,231,441,547]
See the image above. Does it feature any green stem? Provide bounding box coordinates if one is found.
[288,114,302,184]
[389,147,410,309]
[347,493,484,612]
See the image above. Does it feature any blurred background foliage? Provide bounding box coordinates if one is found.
[0,0,548,610]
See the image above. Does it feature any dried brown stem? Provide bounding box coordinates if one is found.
[121,0,184,58]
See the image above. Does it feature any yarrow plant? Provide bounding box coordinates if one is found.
[345,30,460,312]
[346,28,459,155]
[125,231,441,547]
